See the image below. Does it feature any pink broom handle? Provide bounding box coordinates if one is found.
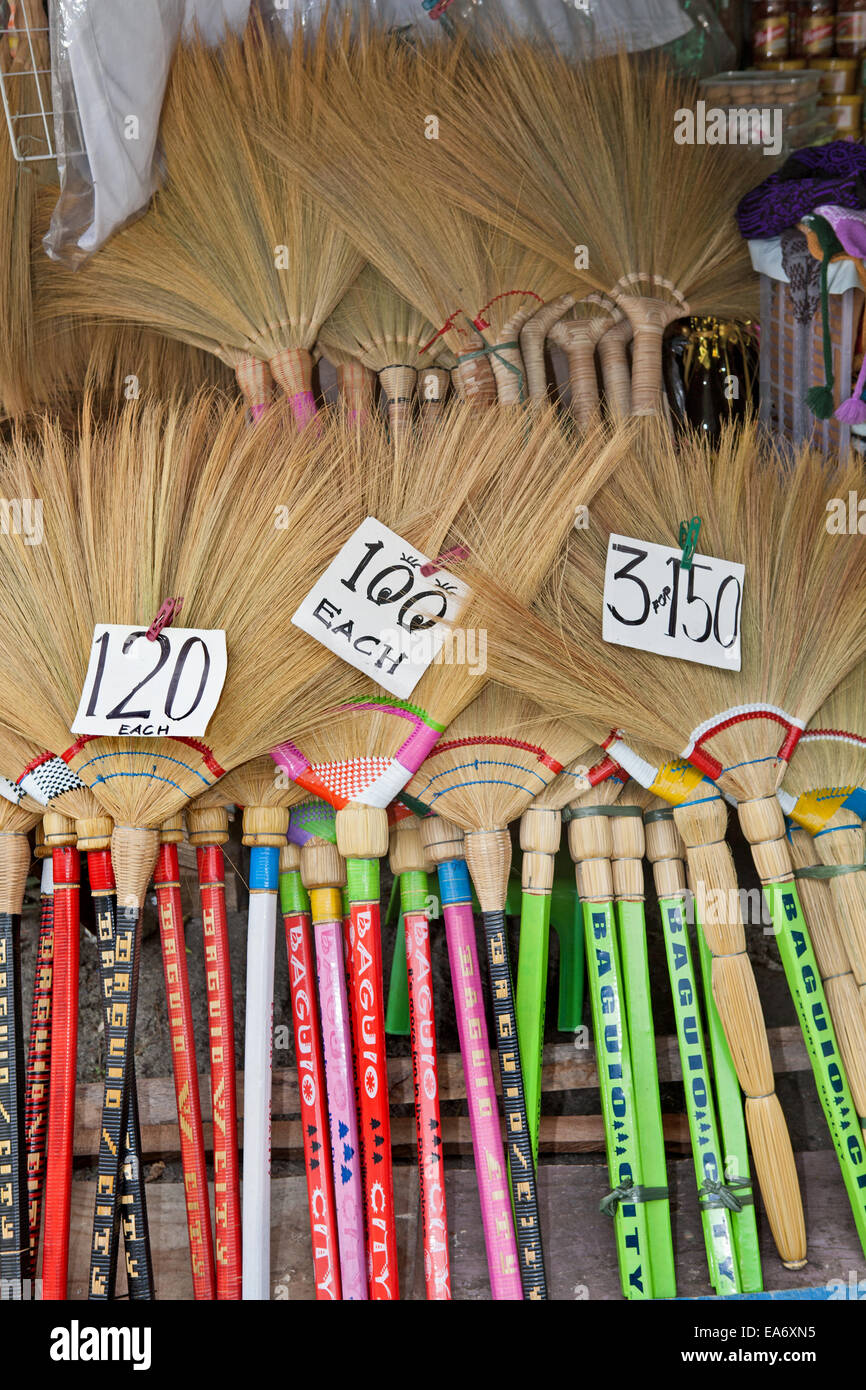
[421,820,521,1298]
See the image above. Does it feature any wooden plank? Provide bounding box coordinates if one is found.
[70,1025,810,1138]
[74,1112,690,1161]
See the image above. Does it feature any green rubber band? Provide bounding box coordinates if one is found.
[794,863,864,881]
[600,1184,669,1217]
[698,1177,754,1213]
[565,804,642,822]
[345,857,379,901]
[644,807,675,825]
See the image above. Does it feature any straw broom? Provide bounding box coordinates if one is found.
[289,799,367,1300]
[35,17,365,422]
[189,756,307,1300]
[632,781,753,1295]
[417,813,522,1300]
[318,265,437,436]
[184,796,242,1300]
[0,396,400,1296]
[257,23,572,407]
[278,838,341,1301]
[412,41,757,413]
[405,682,596,1299]
[388,813,450,1299]
[547,297,621,427]
[271,406,624,1297]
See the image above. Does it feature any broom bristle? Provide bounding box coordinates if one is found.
[193,755,307,812]
[34,16,364,373]
[405,683,592,832]
[319,264,435,374]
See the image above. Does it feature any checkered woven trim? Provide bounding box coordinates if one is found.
[19,754,83,805]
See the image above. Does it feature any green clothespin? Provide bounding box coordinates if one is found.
[678,516,701,571]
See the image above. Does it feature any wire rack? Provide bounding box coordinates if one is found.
[0,0,55,162]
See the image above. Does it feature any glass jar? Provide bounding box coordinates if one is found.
[799,1,836,57]
[752,1,791,60]
[837,2,866,58]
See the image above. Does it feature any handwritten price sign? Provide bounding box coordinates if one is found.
[72,625,227,738]
[602,534,744,672]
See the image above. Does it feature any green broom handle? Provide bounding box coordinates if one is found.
[615,895,677,1299]
[658,892,741,1294]
[550,848,585,1031]
[385,878,410,1037]
[694,913,763,1293]
[516,890,551,1167]
[763,880,866,1255]
[583,897,654,1299]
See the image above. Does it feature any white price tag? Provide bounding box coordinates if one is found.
[602,534,743,671]
[292,517,470,700]
[72,625,227,738]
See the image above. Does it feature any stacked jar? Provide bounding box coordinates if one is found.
[752,4,866,138]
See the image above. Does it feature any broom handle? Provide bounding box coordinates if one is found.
[617,296,685,416]
[345,859,399,1299]
[234,355,273,421]
[401,872,451,1299]
[42,846,79,1300]
[763,879,866,1254]
[550,859,585,1032]
[436,866,521,1299]
[516,891,550,1168]
[335,361,376,423]
[242,845,279,1300]
[656,892,741,1294]
[479,907,547,1299]
[311,905,368,1299]
[88,896,144,1299]
[582,897,653,1299]
[88,850,154,1301]
[615,895,677,1298]
[597,319,633,419]
[153,843,215,1299]
[195,844,242,1299]
[279,870,342,1301]
[519,292,575,399]
[25,859,53,1280]
[269,347,317,428]
[378,365,417,440]
[694,913,763,1293]
[0,906,27,1296]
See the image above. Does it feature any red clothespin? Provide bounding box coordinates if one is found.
[420,545,469,578]
[146,596,184,641]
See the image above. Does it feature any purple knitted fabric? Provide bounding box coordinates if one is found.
[737,142,866,239]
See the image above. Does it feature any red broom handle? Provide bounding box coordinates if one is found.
[25,863,53,1279]
[42,846,78,1300]
[346,884,399,1299]
[282,901,342,1299]
[404,906,451,1299]
[154,843,216,1299]
[196,844,242,1299]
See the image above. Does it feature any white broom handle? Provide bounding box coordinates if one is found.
[242,847,279,1300]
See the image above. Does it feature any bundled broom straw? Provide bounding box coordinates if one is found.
[34,17,365,420]
[257,22,572,407]
[408,38,757,413]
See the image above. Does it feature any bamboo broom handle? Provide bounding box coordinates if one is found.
[610,805,676,1299]
[463,827,548,1301]
[453,328,497,409]
[789,825,866,1120]
[673,792,806,1269]
[301,835,368,1301]
[518,805,560,1166]
[269,347,317,428]
[567,808,652,1300]
[643,808,744,1295]
[486,310,533,404]
[279,842,341,1301]
[548,317,606,429]
[42,815,77,1301]
[25,851,53,1280]
[336,361,376,421]
[0,829,32,1296]
[378,364,417,441]
[738,794,866,1254]
[235,355,273,421]
[418,366,451,420]
[597,318,633,420]
[616,295,687,416]
[419,815,523,1300]
[154,827,215,1299]
[806,805,866,988]
[186,804,242,1300]
[389,817,451,1300]
[519,293,576,400]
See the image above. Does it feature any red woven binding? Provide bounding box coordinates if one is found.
[42,847,79,1300]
